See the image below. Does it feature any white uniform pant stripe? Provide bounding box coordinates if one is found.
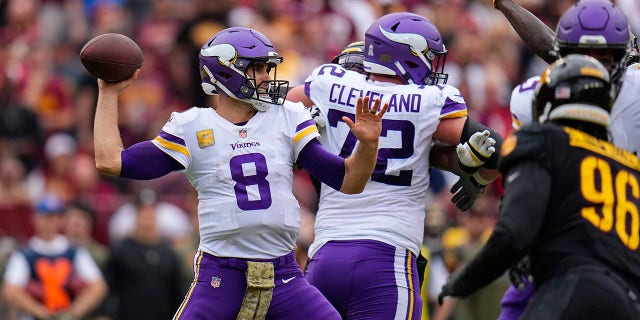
[393,247,414,320]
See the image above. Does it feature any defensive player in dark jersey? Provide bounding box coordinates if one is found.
[438,54,640,319]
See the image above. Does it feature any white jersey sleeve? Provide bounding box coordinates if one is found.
[509,76,540,130]
[610,64,640,155]
[150,106,319,259]
[303,64,468,256]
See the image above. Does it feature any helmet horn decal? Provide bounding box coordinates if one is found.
[200,43,237,66]
[379,26,429,54]
[379,26,433,71]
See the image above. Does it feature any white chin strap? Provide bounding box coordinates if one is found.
[544,103,610,127]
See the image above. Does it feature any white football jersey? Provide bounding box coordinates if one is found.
[609,63,640,155]
[509,76,540,130]
[151,102,319,259]
[303,64,468,257]
[511,66,640,155]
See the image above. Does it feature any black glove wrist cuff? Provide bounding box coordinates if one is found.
[458,160,479,174]
[469,175,487,189]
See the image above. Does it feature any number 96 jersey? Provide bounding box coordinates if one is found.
[500,123,640,285]
[303,64,468,257]
[151,103,320,259]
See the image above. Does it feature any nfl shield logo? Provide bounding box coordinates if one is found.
[239,129,248,139]
[211,276,221,288]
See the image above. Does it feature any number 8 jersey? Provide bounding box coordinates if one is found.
[152,103,320,259]
[304,64,468,257]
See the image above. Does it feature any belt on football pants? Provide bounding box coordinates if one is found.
[236,261,274,320]
[204,252,296,320]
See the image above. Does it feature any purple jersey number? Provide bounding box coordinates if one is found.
[230,153,272,210]
[317,65,347,78]
[328,109,415,186]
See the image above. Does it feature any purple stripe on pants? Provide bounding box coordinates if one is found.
[174,251,340,320]
[305,240,422,320]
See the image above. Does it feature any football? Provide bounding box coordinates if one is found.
[80,33,143,82]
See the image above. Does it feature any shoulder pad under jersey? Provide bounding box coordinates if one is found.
[499,123,547,173]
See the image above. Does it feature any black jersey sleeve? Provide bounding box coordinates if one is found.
[443,161,552,298]
[442,125,554,298]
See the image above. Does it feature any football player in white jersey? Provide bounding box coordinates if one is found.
[287,12,503,320]
[92,27,388,320]
[493,1,639,319]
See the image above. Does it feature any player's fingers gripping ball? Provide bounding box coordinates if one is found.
[457,130,496,171]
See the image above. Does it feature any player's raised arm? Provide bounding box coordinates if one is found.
[93,71,140,176]
[340,96,387,194]
[494,0,556,63]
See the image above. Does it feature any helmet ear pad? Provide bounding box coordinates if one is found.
[533,54,613,127]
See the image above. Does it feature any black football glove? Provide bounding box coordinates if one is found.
[508,255,533,290]
[450,174,486,211]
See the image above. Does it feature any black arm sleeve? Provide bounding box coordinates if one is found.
[460,117,504,169]
[496,0,557,63]
[447,161,551,297]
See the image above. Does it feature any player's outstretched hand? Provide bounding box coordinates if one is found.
[343,96,388,143]
[457,130,496,173]
[97,69,140,95]
[450,174,486,211]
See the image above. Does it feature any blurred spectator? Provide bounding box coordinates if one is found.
[421,201,451,320]
[172,0,233,107]
[0,154,34,242]
[26,132,79,204]
[449,197,510,320]
[108,188,193,248]
[63,199,109,269]
[69,152,122,246]
[0,231,19,320]
[0,70,44,173]
[1,193,107,320]
[99,190,184,320]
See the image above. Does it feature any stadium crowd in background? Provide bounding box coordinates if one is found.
[0,0,638,319]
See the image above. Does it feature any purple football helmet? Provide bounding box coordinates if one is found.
[199,27,289,110]
[364,12,448,85]
[554,0,631,80]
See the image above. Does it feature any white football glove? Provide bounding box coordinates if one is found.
[456,130,496,172]
[309,105,326,128]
